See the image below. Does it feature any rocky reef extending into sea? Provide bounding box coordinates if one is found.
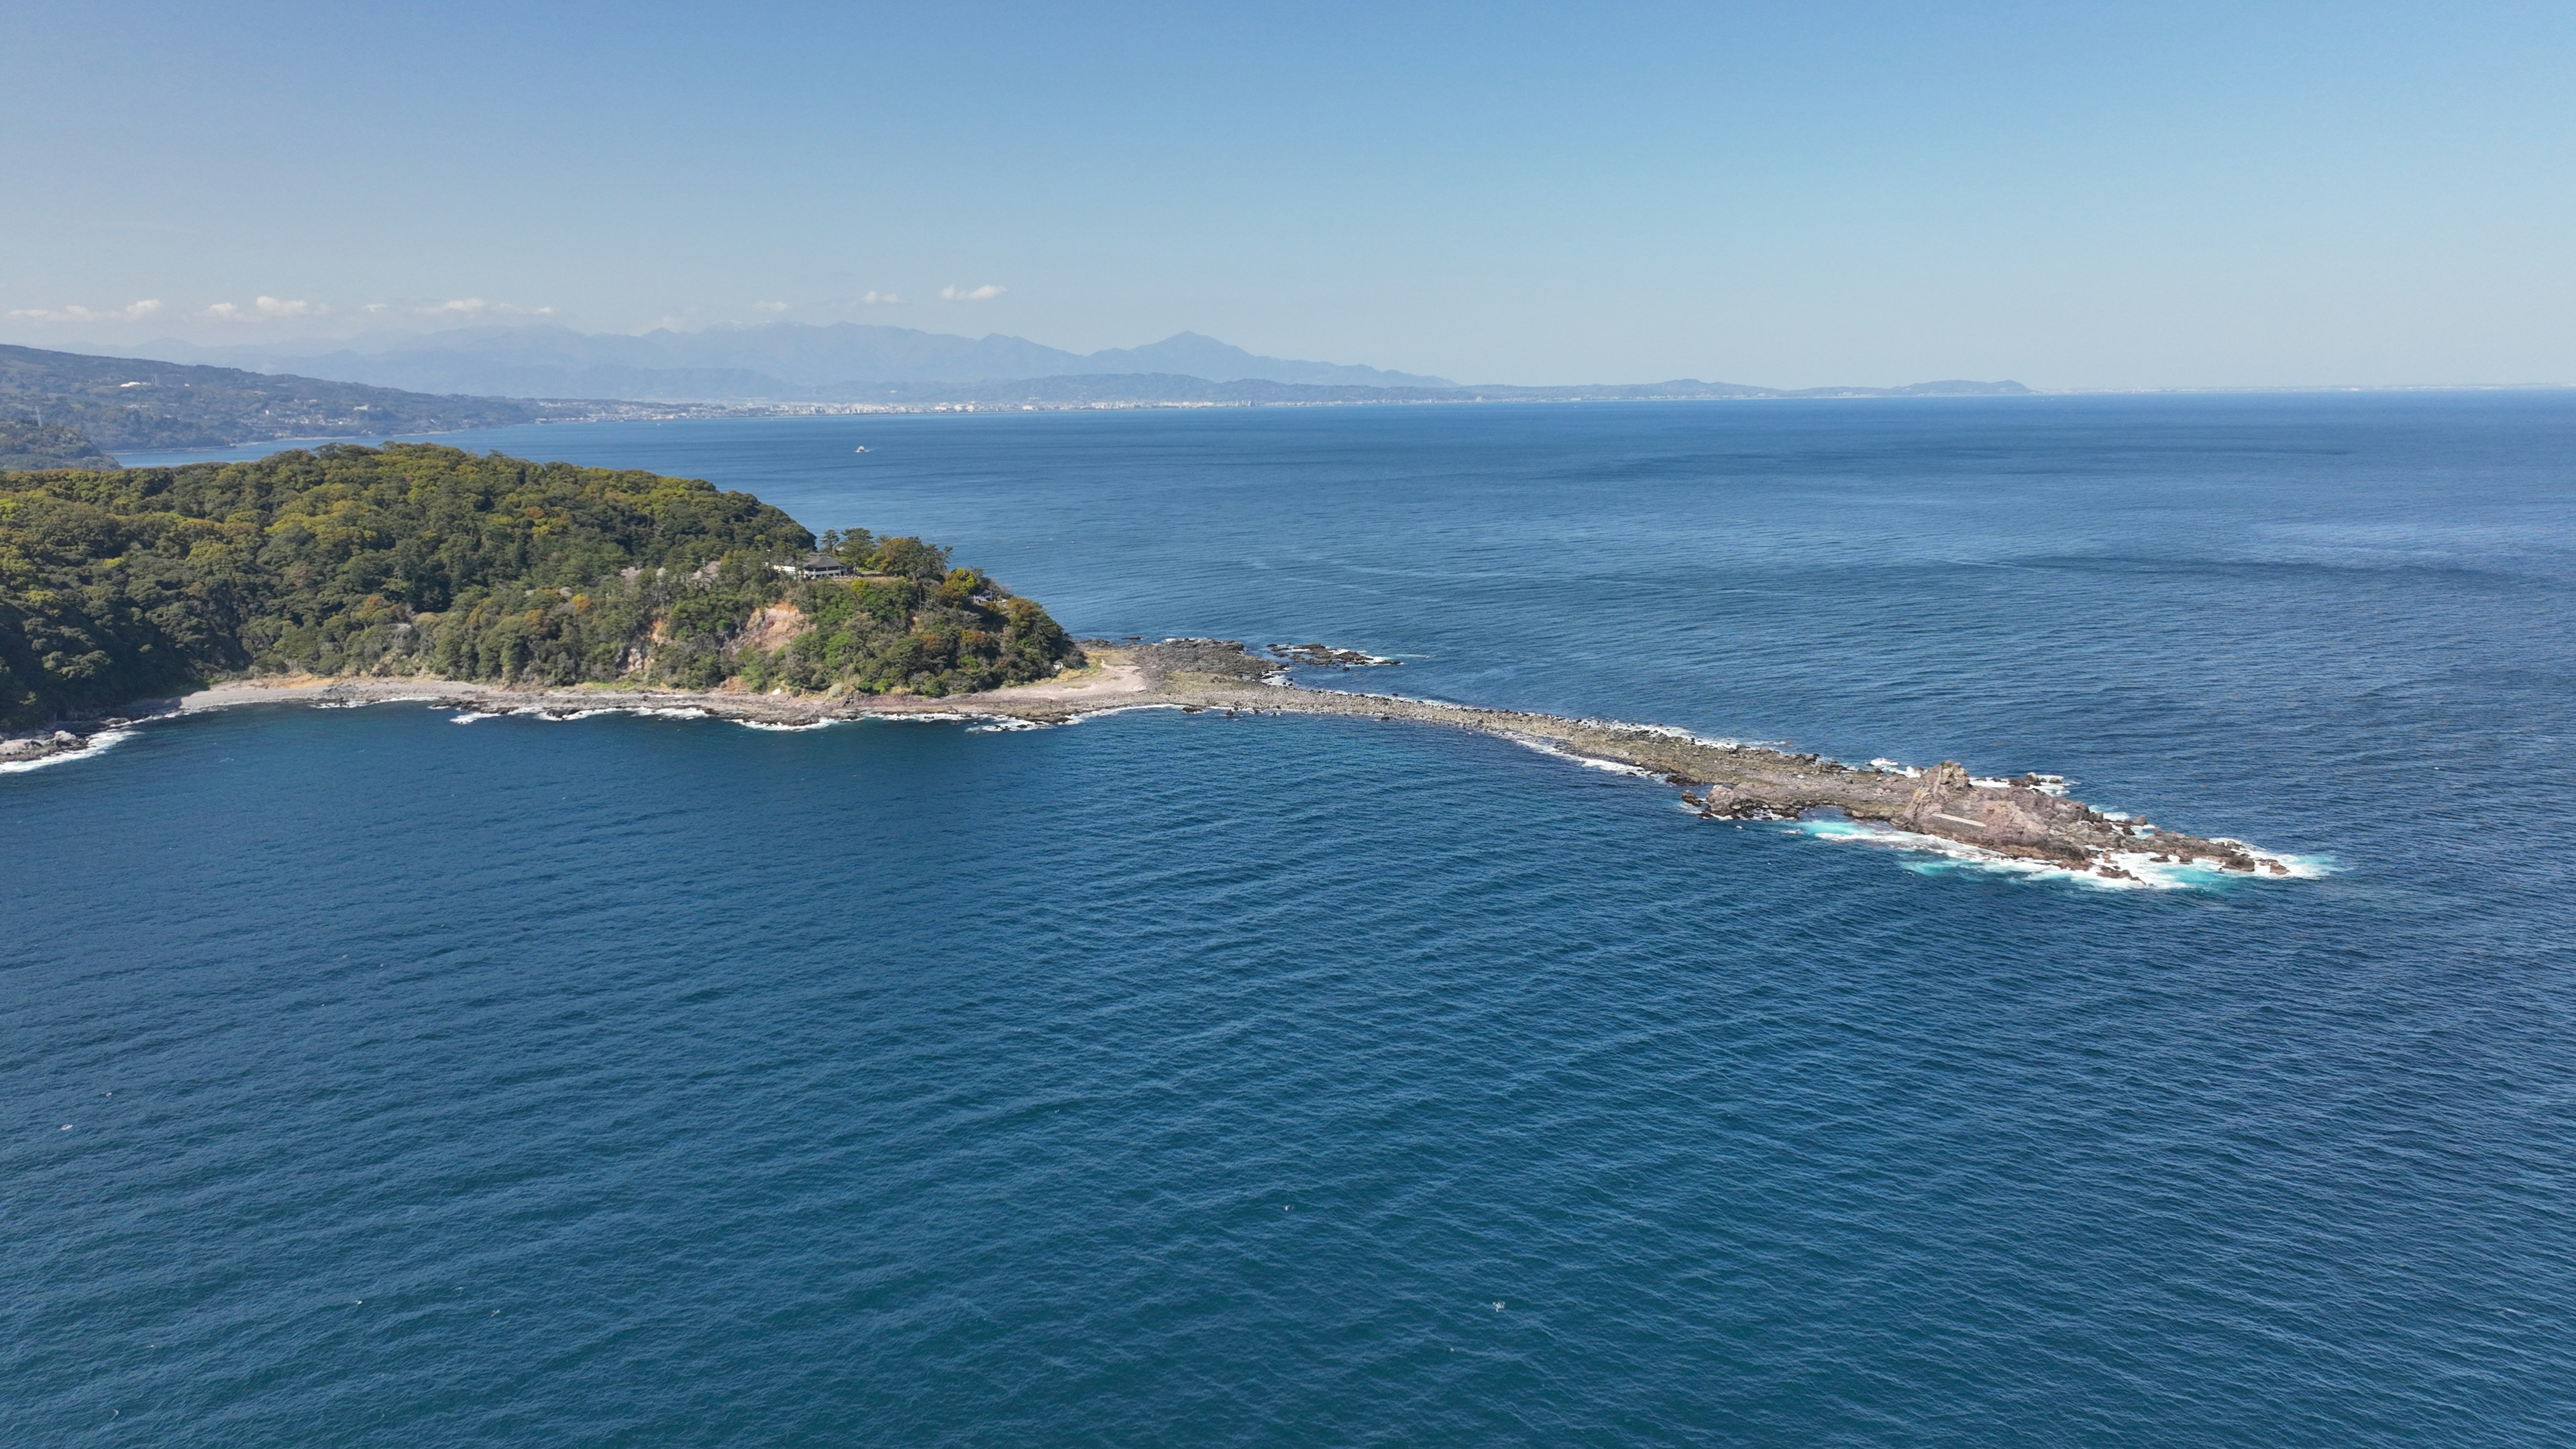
[1097,639,2294,880]
[3,637,2296,882]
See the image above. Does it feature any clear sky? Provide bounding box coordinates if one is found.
[3,1,2571,387]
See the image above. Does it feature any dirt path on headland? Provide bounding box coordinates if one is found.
[21,640,2291,880]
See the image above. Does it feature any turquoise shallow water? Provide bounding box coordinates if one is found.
[13,396,2575,1444]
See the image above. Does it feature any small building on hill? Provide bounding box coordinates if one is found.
[775,553,853,579]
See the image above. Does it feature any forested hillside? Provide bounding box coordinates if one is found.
[0,443,1080,726]
[0,344,557,451]
[0,419,115,470]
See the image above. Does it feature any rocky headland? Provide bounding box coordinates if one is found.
[7,637,2294,882]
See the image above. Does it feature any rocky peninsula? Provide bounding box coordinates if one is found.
[1,444,2298,882]
[8,637,2296,883]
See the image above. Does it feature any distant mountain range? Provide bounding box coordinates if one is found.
[159,324,1460,402]
[144,322,2029,405]
[808,374,2035,406]
[2,333,2035,465]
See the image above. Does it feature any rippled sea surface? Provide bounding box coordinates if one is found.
[13,397,2574,1446]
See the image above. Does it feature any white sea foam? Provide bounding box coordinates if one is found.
[1501,733,1662,780]
[847,710,981,724]
[733,718,841,732]
[1058,704,1185,722]
[309,694,453,710]
[0,725,139,774]
[449,712,502,724]
[1790,817,2328,890]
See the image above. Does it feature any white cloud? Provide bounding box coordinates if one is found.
[859,290,900,304]
[938,283,1007,302]
[198,297,326,322]
[5,299,163,323]
[403,299,547,319]
[363,303,389,314]
[753,300,790,313]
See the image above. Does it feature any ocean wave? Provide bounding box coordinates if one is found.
[1502,733,1663,780]
[0,725,140,775]
[313,695,452,710]
[1790,817,2330,890]
[1059,704,1186,723]
[847,710,983,724]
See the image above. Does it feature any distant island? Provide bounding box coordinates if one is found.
[3,444,2296,884]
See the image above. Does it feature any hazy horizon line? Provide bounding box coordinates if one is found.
[5,329,2571,398]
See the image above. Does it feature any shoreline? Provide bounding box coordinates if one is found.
[5,639,2304,883]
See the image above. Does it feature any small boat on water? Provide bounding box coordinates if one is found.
[853,446,869,453]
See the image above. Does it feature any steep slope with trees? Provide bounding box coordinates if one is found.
[0,443,1080,726]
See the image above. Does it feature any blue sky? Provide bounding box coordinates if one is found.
[3,1,2571,386]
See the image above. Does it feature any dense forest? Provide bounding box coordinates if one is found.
[0,344,565,451]
[0,443,1081,727]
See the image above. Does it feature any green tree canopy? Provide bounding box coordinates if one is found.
[0,443,1081,726]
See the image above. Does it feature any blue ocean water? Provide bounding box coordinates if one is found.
[13,396,2574,1445]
